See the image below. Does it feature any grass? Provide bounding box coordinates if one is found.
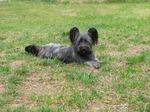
[0,0,150,112]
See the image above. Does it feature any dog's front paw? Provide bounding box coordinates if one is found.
[92,62,100,69]
[25,44,39,56]
[86,61,100,69]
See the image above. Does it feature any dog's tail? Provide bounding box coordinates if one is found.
[25,44,39,56]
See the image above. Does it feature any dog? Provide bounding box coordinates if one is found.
[25,27,100,68]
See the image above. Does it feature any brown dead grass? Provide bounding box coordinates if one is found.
[62,9,77,17]
[113,44,149,67]
[0,51,5,58]
[140,64,150,75]
[10,72,65,108]
[133,8,150,17]
[87,99,128,112]
[87,75,129,111]
[126,45,149,55]
[108,50,123,57]
[96,5,121,15]
[21,72,65,96]
[60,0,104,3]
[10,95,30,108]
[115,60,127,67]
[0,84,5,93]
[10,94,42,110]
[94,74,118,90]
[10,60,25,69]
[0,75,5,93]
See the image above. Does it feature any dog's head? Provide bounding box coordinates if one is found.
[69,27,98,56]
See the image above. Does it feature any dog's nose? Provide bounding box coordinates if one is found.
[80,46,87,51]
[79,46,90,53]
[78,46,92,56]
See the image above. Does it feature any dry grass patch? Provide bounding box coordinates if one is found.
[94,74,117,90]
[108,49,123,57]
[87,98,128,112]
[115,60,127,67]
[10,72,66,109]
[60,0,105,3]
[9,94,43,109]
[10,95,31,108]
[0,51,5,58]
[102,91,128,112]
[21,72,65,96]
[140,64,150,75]
[95,5,121,15]
[10,60,25,69]
[62,9,77,17]
[126,45,150,55]
[0,84,5,93]
[133,7,150,17]
[0,74,8,96]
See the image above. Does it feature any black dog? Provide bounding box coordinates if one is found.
[25,27,100,68]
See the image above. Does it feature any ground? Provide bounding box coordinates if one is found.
[0,1,150,112]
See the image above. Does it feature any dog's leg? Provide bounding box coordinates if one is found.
[85,59,100,69]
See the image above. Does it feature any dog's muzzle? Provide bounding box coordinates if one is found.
[78,45,92,56]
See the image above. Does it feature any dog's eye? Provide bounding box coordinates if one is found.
[84,39,87,42]
[81,38,87,42]
[79,38,83,43]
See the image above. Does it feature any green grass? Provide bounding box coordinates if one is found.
[0,1,150,112]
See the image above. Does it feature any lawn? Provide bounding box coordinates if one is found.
[0,1,150,112]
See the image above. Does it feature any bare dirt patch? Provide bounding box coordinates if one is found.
[10,60,25,69]
[0,51,5,58]
[10,72,65,108]
[10,95,29,107]
[94,75,117,90]
[114,59,127,67]
[10,94,40,109]
[126,45,149,55]
[133,8,150,17]
[21,72,65,96]
[87,99,128,112]
[108,50,123,57]
[0,84,5,93]
[140,64,150,75]
[62,9,77,17]
[87,90,128,112]
[96,5,121,15]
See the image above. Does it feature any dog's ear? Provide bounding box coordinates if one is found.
[69,27,79,44]
[88,27,98,45]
